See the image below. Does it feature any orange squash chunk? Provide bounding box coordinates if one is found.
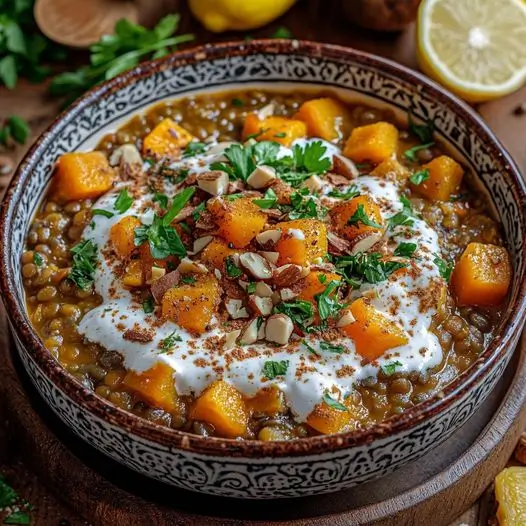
[191,380,249,438]
[109,216,141,258]
[495,466,526,526]
[340,298,408,361]
[142,118,194,157]
[201,238,243,269]
[343,122,398,164]
[161,275,220,334]
[411,155,463,201]
[307,394,353,434]
[122,362,177,413]
[242,113,307,147]
[209,197,266,248]
[370,158,410,181]
[122,259,143,287]
[249,386,286,415]
[452,242,511,306]
[299,271,342,302]
[51,152,115,203]
[275,219,328,266]
[331,195,383,242]
[294,97,351,141]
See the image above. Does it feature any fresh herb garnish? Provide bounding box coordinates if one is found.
[322,391,348,412]
[231,97,244,107]
[408,113,435,143]
[320,342,345,354]
[262,360,289,379]
[0,474,18,508]
[315,281,344,321]
[153,192,169,210]
[69,239,97,290]
[271,26,293,39]
[33,252,43,266]
[114,188,134,214]
[142,299,155,314]
[434,255,453,282]
[253,187,278,209]
[210,143,256,181]
[179,221,190,234]
[277,141,331,187]
[274,300,313,329]
[3,511,31,524]
[303,340,319,356]
[224,193,245,201]
[274,132,286,138]
[394,242,417,258]
[381,360,403,376]
[287,188,326,220]
[247,282,256,294]
[162,187,195,224]
[225,256,242,278]
[183,141,207,158]
[0,116,30,145]
[404,142,434,163]
[92,208,114,218]
[318,274,327,284]
[328,186,360,199]
[347,204,381,228]
[387,195,415,231]
[160,330,182,351]
[192,202,206,221]
[181,275,196,284]
[409,169,430,185]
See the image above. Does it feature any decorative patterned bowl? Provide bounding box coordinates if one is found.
[1,41,525,499]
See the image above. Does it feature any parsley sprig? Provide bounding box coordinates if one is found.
[315,281,345,322]
[347,204,381,228]
[114,188,134,214]
[381,360,403,376]
[387,196,415,231]
[253,188,278,209]
[160,330,182,352]
[404,114,435,162]
[69,239,97,290]
[262,360,289,379]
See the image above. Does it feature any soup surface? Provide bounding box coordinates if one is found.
[22,89,512,440]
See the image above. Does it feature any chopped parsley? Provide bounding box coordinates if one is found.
[287,188,326,220]
[273,132,286,138]
[92,208,114,218]
[322,391,348,412]
[404,142,434,163]
[183,141,207,158]
[262,360,289,379]
[181,275,196,284]
[69,239,97,290]
[434,255,453,282]
[114,188,134,214]
[192,202,206,221]
[152,192,169,210]
[271,26,293,38]
[179,221,191,234]
[387,195,415,231]
[381,360,403,376]
[0,474,33,525]
[160,330,182,351]
[276,141,331,187]
[247,282,256,294]
[347,204,381,228]
[163,187,196,224]
[409,169,430,185]
[253,187,278,209]
[4,511,31,524]
[315,281,345,322]
[328,186,360,199]
[224,193,245,201]
[225,256,242,278]
[303,340,319,356]
[33,253,43,266]
[394,242,417,258]
[320,342,345,354]
[408,113,435,143]
[274,300,313,329]
[317,274,327,284]
[210,142,258,180]
[231,97,244,107]
[142,299,155,314]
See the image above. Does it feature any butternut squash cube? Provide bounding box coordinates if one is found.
[330,195,384,242]
[307,395,353,434]
[275,219,328,266]
[122,259,143,287]
[249,386,286,415]
[340,298,408,361]
[411,155,463,201]
[370,158,410,181]
[161,275,220,334]
[191,380,249,438]
[209,197,266,248]
[109,216,142,259]
[294,97,351,141]
[201,238,243,269]
[343,122,398,164]
[142,118,195,157]
[242,113,307,147]
[452,242,511,306]
[122,362,177,413]
[51,152,115,203]
[298,271,342,302]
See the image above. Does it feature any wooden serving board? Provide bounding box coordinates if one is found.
[1,305,525,526]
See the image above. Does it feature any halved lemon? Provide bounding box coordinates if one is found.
[417,0,526,102]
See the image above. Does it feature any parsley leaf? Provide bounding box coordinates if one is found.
[4,511,31,524]
[160,330,182,351]
[33,253,43,266]
[262,360,289,379]
[315,281,344,321]
[0,116,30,145]
[192,202,206,221]
[322,391,348,412]
[271,26,293,39]
[134,215,186,259]
[0,475,18,508]
[409,169,430,185]
[318,274,327,284]
[434,255,453,282]
[183,141,207,158]
[328,186,360,199]
[114,188,134,214]
[394,242,417,258]
[225,256,242,278]
[92,208,114,218]
[153,192,169,210]
[387,196,415,231]
[252,141,281,165]
[347,204,381,228]
[247,282,256,294]
[404,142,434,163]
[69,239,97,290]
[408,114,435,143]
[253,188,278,209]
[274,300,313,329]
[287,189,326,220]
[211,143,256,181]
[302,340,319,356]
[231,97,243,107]
[181,275,196,284]
[320,342,345,354]
[381,360,403,376]
[142,299,155,313]
[161,187,195,224]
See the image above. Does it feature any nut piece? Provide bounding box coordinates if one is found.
[240,318,259,345]
[260,251,280,264]
[255,281,273,297]
[192,236,213,254]
[265,314,294,345]
[151,270,180,304]
[177,257,208,274]
[109,144,143,167]
[302,175,324,193]
[272,264,303,287]
[256,229,281,246]
[349,231,384,255]
[332,153,359,179]
[247,165,277,189]
[337,310,356,327]
[280,288,297,301]
[249,295,273,316]
[150,266,166,283]
[223,329,241,350]
[225,298,249,319]
[197,170,229,196]
[239,252,273,280]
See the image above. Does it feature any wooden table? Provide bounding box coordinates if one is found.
[0,1,525,524]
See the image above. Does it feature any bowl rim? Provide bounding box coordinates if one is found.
[1,39,525,458]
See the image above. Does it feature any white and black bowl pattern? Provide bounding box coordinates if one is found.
[1,41,525,499]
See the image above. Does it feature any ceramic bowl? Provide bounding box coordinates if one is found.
[1,41,525,499]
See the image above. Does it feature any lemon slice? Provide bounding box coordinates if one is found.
[417,0,526,102]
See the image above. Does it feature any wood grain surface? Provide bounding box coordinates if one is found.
[0,1,525,524]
